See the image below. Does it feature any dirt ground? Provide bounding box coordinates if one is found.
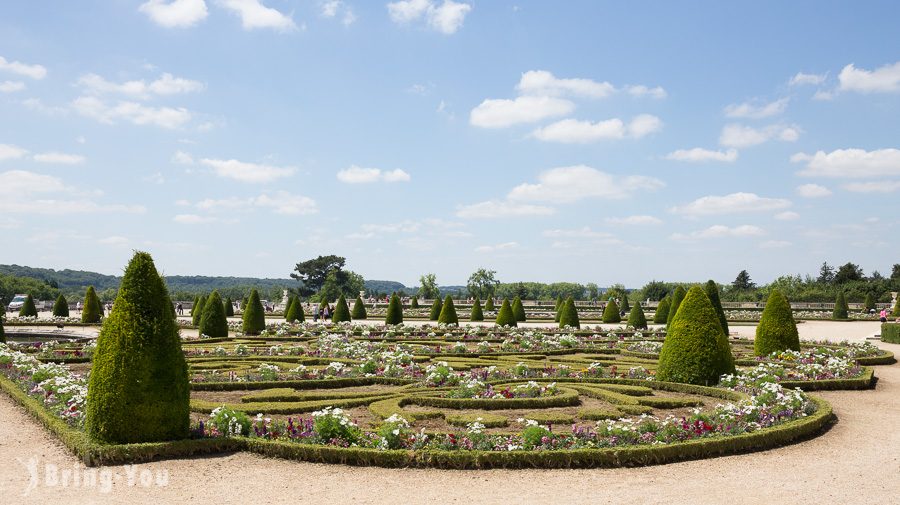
[1,326,898,504]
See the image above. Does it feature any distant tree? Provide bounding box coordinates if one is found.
[732,270,755,290]
[466,269,499,300]
[418,273,440,300]
[891,264,900,281]
[817,262,835,284]
[640,280,670,302]
[834,262,864,284]
[291,255,349,297]
[586,283,599,301]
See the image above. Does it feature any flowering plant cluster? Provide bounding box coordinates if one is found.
[444,379,560,399]
[626,341,663,354]
[0,343,87,427]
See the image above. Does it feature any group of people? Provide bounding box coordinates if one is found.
[312,304,333,322]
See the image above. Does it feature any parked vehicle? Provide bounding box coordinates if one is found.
[7,294,27,312]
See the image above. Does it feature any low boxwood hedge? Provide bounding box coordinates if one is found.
[881,323,900,344]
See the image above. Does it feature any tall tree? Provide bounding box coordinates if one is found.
[834,262,864,284]
[291,255,348,297]
[817,261,835,284]
[418,273,439,299]
[732,270,755,290]
[466,268,499,300]
[891,264,900,281]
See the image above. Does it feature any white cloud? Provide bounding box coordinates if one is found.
[456,200,555,219]
[98,236,130,246]
[0,170,145,215]
[193,191,318,215]
[77,72,204,99]
[812,89,835,101]
[0,81,25,93]
[172,150,195,164]
[605,215,663,225]
[724,97,789,119]
[671,224,765,240]
[200,158,296,183]
[542,227,614,239]
[21,98,67,116]
[789,72,827,86]
[795,183,832,198]
[216,0,297,31]
[469,96,574,128]
[474,241,518,253]
[671,192,791,216]
[0,56,47,80]
[624,84,667,99]
[838,61,900,93]
[507,165,664,203]
[387,0,471,34]
[387,0,430,22]
[760,240,792,249]
[530,115,661,143]
[33,152,86,164]
[792,148,900,178]
[0,144,28,162]
[139,0,209,28]
[72,96,192,129]
[627,114,663,138]
[336,166,411,183]
[843,181,900,193]
[321,1,356,25]
[517,70,615,99]
[665,147,738,163]
[774,211,800,221]
[719,123,799,148]
[174,213,217,224]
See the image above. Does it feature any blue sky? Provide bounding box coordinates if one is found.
[1,1,899,287]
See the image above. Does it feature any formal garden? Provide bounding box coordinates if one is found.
[0,252,896,470]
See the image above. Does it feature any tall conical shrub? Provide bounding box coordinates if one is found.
[657,286,735,386]
[82,286,102,323]
[438,295,458,325]
[704,280,729,336]
[512,296,526,322]
[224,297,235,317]
[653,297,670,324]
[554,295,563,323]
[666,286,686,326]
[429,297,443,320]
[242,289,266,335]
[0,314,5,344]
[352,296,367,319]
[602,299,621,323]
[627,303,648,329]
[52,294,69,317]
[470,297,484,321]
[410,297,419,309]
[286,296,306,323]
[332,294,351,323]
[754,289,800,356]
[864,293,875,312]
[19,294,37,318]
[284,296,299,322]
[893,296,900,317]
[385,293,403,325]
[559,297,580,329]
[199,290,228,338]
[620,292,630,313]
[485,298,495,311]
[495,298,517,327]
[192,294,207,326]
[85,251,189,443]
[833,291,849,320]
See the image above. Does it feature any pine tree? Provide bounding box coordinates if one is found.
[470,297,484,322]
[559,297,580,329]
[833,291,849,320]
[554,295,563,323]
[438,295,459,325]
[754,289,800,356]
[52,294,69,317]
[332,294,351,323]
[602,299,621,323]
[199,291,228,338]
[627,303,648,329]
[82,286,102,323]
[429,297,443,320]
[653,297,670,324]
[495,298,517,327]
[351,296,367,319]
[666,286,686,326]
[385,293,403,325]
[192,294,207,326]
[704,280,729,336]
[512,296,527,322]
[85,251,189,443]
[19,294,37,318]
[485,297,495,311]
[224,297,235,317]
[242,289,266,335]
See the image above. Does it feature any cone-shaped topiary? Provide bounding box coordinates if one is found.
[429,297,443,320]
[85,251,189,443]
[666,286,686,326]
[495,298,517,327]
[192,294,207,326]
[52,293,69,317]
[657,286,735,386]
[410,297,419,309]
[754,289,799,356]
[224,297,235,317]
[704,280,729,337]
[284,296,298,322]
[864,293,875,312]
[833,291,849,320]
[602,299,621,323]
[0,313,5,343]
[620,293,630,313]
[512,296,527,322]
[893,296,900,317]
[385,293,403,325]
[438,295,458,325]
[199,290,228,339]
[82,286,102,323]
[484,298,494,312]
[470,297,484,321]
[653,296,670,324]
[559,297,580,329]
[554,295,563,323]
[627,303,648,329]
[19,294,37,318]
[242,289,266,335]
[332,294,351,323]
[351,296,367,319]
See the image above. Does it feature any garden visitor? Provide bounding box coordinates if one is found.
[881,309,888,323]
[323,305,330,319]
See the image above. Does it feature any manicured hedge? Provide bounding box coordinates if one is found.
[438,295,458,325]
[409,387,580,410]
[82,286,103,323]
[754,289,800,356]
[470,297,484,322]
[882,323,900,344]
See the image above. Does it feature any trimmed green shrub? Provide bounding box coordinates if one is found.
[554,295,563,323]
[52,294,69,318]
[85,251,189,443]
[882,323,900,344]
[0,314,5,343]
[620,293,630,313]
[429,297,443,321]
[470,297,484,321]
[864,293,875,312]
[199,290,229,339]
[559,297,580,329]
[755,289,800,356]
[627,303,648,329]
[283,296,296,322]
[602,299,621,323]
[19,294,37,318]
[288,297,305,323]
[438,295,459,325]
[666,286,686,326]
[893,297,900,317]
[512,296,526,322]
[495,298,517,327]
[704,280,729,336]
[485,298,495,311]
[351,296,367,320]
[242,289,266,335]
[410,297,419,309]
[657,286,735,386]
[332,294,351,323]
[385,294,403,325]
[224,297,235,317]
[82,286,102,323]
[653,297,669,324]
[192,294,207,326]
[833,291,849,320]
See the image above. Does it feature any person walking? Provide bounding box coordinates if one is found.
[880,308,888,323]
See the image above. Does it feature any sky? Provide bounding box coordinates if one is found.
[1,1,899,288]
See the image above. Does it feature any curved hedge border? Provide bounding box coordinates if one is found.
[408,387,580,410]
[780,367,875,391]
[856,351,895,366]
